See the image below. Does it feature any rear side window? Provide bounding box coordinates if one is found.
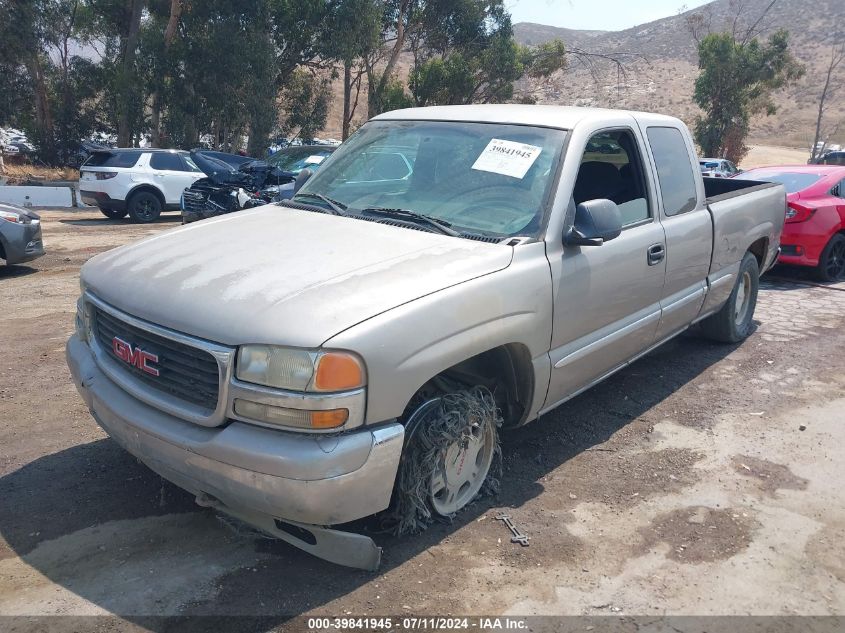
[150,152,188,171]
[646,127,697,216]
[83,151,142,168]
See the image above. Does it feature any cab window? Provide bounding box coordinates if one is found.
[646,126,698,216]
[575,130,651,226]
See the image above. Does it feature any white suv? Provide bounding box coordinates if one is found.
[80,149,205,222]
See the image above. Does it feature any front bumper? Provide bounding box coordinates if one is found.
[66,334,404,526]
[1,219,44,264]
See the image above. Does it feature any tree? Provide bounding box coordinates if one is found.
[410,37,566,106]
[149,0,182,147]
[0,0,62,162]
[278,69,332,142]
[322,0,382,139]
[116,0,145,146]
[365,0,566,114]
[688,1,803,163]
[810,43,844,162]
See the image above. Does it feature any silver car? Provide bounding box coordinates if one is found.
[699,157,740,178]
[0,202,44,265]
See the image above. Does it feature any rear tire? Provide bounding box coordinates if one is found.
[127,191,162,223]
[700,251,759,343]
[99,207,127,220]
[815,233,845,282]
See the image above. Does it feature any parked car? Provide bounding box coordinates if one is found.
[735,165,845,280]
[815,151,845,166]
[265,144,336,176]
[67,140,111,169]
[193,149,256,169]
[67,105,784,570]
[699,158,740,178]
[180,151,303,223]
[0,202,44,265]
[79,148,205,222]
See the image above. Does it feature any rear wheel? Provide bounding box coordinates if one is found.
[99,207,127,220]
[127,191,162,223]
[816,233,845,282]
[700,251,759,343]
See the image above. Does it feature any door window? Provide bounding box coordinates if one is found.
[575,130,651,226]
[646,127,698,216]
[150,152,188,171]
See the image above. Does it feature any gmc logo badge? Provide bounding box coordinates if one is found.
[112,337,160,377]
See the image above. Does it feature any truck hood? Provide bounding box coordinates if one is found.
[81,206,513,347]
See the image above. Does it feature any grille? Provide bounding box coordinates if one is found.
[181,189,208,213]
[92,306,220,411]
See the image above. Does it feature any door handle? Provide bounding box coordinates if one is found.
[647,243,665,266]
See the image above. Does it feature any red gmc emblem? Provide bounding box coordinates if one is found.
[112,337,160,377]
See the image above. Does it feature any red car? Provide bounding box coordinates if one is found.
[734,165,845,280]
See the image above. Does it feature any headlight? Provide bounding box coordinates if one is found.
[0,210,29,224]
[236,346,365,392]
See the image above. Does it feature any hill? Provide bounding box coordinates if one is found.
[512,0,845,148]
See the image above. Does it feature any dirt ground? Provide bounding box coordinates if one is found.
[740,145,810,169]
[1,208,844,628]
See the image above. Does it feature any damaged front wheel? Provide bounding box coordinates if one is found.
[390,387,502,535]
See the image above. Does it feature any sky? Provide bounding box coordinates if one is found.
[506,0,713,31]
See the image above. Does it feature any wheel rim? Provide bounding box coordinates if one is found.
[136,198,157,221]
[825,240,845,280]
[430,416,495,515]
[734,270,752,326]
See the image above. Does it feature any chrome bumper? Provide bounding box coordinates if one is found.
[66,334,404,526]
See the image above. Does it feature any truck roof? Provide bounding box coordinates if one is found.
[373,104,681,130]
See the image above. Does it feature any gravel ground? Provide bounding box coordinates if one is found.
[0,209,844,627]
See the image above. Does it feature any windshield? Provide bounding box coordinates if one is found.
[183,156,204,173]
[735,170,822,193]
[268,148,333,173]
[298,120,566,238]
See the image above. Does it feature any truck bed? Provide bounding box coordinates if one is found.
[704,177,786,279]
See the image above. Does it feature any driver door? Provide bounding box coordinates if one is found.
[543,128,667,410]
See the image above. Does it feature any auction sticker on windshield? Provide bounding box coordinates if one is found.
[471,139,542,179]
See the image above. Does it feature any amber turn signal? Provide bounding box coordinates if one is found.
[310,408,350,429]
[313,352,365,391]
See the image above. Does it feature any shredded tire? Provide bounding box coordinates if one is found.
[388,386,503,536]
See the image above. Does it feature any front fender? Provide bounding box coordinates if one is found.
[322,242,554,425]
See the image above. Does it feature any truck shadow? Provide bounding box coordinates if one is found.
[59,216,183,227]
[0,335,737,627]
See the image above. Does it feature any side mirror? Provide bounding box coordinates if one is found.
[293,168,313,194]
[564,199,623,246]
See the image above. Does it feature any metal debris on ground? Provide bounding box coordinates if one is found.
[495,513,530,546]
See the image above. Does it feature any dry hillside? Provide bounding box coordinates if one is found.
[512,0,845,148]
[321,0,845,151]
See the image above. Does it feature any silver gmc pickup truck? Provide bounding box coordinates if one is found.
[67,105,785,570]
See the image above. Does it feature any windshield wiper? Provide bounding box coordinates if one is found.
[360,207,460,237]
[293,192,347,215]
